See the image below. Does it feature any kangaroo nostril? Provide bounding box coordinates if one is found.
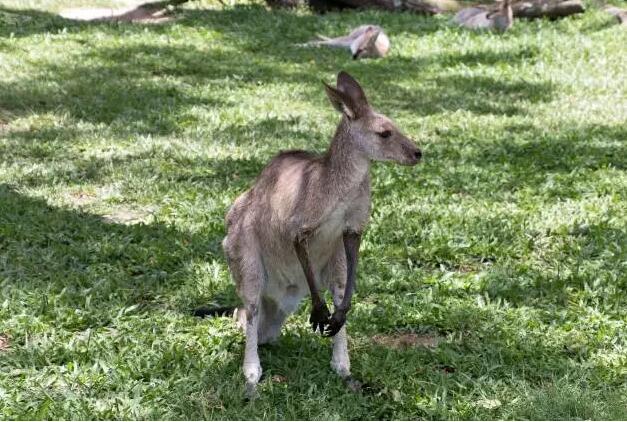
[414,150,422,160]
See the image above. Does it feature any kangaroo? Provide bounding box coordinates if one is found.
[454,0,513,32]
[604,5,627,25]
[303,25,390,59]
[222,71,421,397]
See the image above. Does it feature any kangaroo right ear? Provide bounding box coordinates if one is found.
[365,29,381,49]
[323,81,358,119]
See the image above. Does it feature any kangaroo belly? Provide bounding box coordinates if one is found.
[262,262,309,314]
[309,208,345,262]
[260,219,344,314]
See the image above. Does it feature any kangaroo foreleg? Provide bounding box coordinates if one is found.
[325,231,361,337]
[294,233,330,334]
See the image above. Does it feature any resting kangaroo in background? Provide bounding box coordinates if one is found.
[304,25,390,59]
[454,0,513,31]
[222,71,421,397]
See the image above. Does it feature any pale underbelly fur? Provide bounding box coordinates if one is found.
[260,212,344,315]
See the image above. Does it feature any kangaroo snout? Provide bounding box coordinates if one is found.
[413,148,422,163]
[406,147,422,165]
[401,139,422,166]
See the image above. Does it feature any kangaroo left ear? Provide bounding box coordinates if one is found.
[336,71,369,117]
[323,81,359,119]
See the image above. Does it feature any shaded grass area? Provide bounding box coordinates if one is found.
[1,0,626,419]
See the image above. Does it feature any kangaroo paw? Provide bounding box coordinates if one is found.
[343,375,362,392]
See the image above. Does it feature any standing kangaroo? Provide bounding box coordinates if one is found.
[222,71,421,397]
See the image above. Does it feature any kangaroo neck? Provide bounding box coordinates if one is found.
[323,117,370,196]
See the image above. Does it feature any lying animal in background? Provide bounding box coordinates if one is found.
[604,5,627,26]
[303,25,390,59]
[222,71,421,397]
[454,0,513,31]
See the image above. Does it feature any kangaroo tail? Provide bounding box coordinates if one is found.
[297,35,335,47]
[193,305,237,318]
[315,33,332,41]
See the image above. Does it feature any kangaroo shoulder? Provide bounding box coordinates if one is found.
[226,190,251,228]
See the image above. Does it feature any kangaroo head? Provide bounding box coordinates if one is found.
[351,27,390,59]
[324,71,421,166]
[351,27,380,59]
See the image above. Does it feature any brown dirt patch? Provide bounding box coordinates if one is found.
[0,107,14,134]
[102,206,156,225]
[0,333,9,351]
[68,190,98,206]
[372,333,441,349]
[65,186,120,208]
[271,374,288,383]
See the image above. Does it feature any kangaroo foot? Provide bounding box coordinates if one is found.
[343,375,363,392]
[244,382,259,401]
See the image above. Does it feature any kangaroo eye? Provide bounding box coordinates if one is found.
[378,130,392,139]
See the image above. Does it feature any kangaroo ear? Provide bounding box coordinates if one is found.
[336,71,369,117]
[365,29,381,49]
[323,81,358,119]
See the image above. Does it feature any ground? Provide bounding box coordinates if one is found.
[0,0,626,419]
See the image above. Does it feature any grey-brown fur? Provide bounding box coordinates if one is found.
[303,25,391,59]
[222,71,420,397]
[454,0,513,32]
[604,5,627,25]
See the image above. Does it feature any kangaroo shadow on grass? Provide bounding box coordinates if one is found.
[158,325,405,419]
[0,176,243,331]
[154,294,627,419]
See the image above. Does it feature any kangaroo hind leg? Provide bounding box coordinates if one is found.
[326,244,351,378]
[258,296,288,345]
[228,245,265,398]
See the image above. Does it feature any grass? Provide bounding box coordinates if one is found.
[0,0,626,419]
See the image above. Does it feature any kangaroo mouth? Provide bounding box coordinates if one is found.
[403,148,422,166]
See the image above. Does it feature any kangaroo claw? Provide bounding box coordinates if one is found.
[309,303,331,334]
[323,310,346,337]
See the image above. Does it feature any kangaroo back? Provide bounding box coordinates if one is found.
[492,0,513,31]
[454,0,512,31]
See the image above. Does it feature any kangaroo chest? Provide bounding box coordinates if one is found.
[261,203,348,305]
[309,203,349,253]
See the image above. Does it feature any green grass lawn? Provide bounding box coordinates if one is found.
[1,0,626,419]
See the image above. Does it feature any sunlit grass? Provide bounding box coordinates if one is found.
[0,0,626,419]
